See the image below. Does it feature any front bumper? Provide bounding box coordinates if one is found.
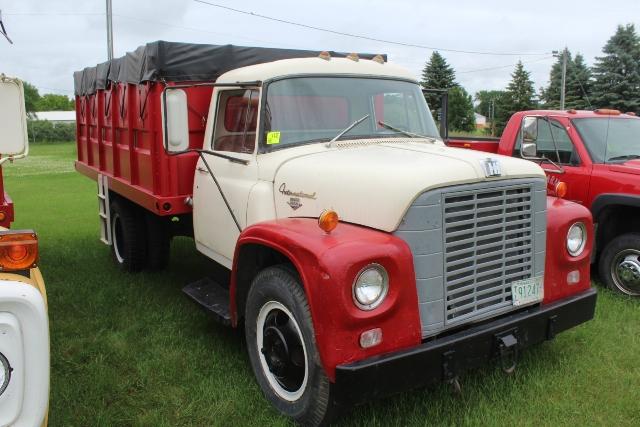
[334,288,597,406]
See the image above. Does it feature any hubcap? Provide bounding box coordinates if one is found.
[611,249,640,296]
[256,301,308,401]
[112,213,124,263]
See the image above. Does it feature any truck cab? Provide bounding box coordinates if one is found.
[74,42,597,425]
[0,75,50,427]
[448,109,640,296]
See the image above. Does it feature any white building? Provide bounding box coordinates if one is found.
[32,111,76,124]
[474,113,487,129]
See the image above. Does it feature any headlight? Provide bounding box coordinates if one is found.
[0,352,10,396]
[567,222,587,256]
[352,264,389,310]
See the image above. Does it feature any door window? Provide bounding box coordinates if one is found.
[514,117,579,165]
[213,89,259,153]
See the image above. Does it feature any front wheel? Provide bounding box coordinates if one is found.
[245,266,338,426]
[599,233,640,296]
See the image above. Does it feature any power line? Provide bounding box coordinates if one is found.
[192,0,552,57]
[458,56,554,74]
[4,12,104,16]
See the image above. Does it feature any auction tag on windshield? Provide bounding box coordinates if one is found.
[510,276,543,306]
[267,131,281,145]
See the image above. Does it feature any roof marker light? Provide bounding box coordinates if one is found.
[567,109,577,114]
[627,112,637,116]
[594,109,621,116]
[318,51,331,61]
[371,54,385,64]
[346,52,359,62]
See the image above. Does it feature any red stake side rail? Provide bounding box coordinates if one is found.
[75,81,213,216]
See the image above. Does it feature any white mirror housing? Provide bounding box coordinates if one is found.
[162,88,190,152]
[0,75,29,162]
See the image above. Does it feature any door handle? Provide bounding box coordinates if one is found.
[197,166,208,174]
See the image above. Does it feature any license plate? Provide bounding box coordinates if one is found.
[510,276,543,306]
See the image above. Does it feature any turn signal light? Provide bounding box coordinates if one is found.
[0,230,38,271]
[594,109,621,116]
[318,210,339,233]
[555,182,568,198]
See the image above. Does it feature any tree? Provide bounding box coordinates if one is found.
[592,24,640,113]
[448,86,476,132]
[421,51,457,118]
[494,61,537,134]
[22,81,41,113]
[36,94,75,111]
[540,50,592,110]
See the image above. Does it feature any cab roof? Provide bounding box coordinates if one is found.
[517,109,639,119]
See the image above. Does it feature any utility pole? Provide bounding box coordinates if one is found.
[553,48,568,110]
[106,0,114,60]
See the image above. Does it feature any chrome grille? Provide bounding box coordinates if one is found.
[443,184,534,324]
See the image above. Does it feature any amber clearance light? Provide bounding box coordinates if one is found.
[0,230,38,271]
[318,210,339,233]
[555,182,568,199]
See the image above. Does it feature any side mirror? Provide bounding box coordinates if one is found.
[522,116,538,143]
[0,75,29,163]
[161,88,190,152]
[521,141,538,158]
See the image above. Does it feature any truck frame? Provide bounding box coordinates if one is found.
[74,41,597,425]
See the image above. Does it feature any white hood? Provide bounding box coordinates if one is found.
[259,139,545,232]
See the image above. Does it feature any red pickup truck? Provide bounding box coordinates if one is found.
[446,109,640,296]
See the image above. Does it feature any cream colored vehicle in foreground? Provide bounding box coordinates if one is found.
[75,43,596,425]
[0,75,49,427]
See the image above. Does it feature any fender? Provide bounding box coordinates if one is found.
[591,193,640,221]
[543,197,593,303]
[230,218,422,380]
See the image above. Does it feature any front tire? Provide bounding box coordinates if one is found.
[245,266,338,426]
[599,233,640,296]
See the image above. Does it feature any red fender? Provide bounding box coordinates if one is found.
[230,218,422,380]
[543,197,593,303]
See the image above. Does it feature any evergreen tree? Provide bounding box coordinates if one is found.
[495,61,537,134]
[448,86,476,132]
[592,24,640,113]
[540,50,592,110]
[420,51,457,119]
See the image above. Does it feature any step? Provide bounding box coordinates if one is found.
[183,278,232,326]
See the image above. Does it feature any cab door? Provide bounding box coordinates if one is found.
[192,88,260,268]
[517,115,592,204]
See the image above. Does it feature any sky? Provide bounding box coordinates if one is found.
[0,0,638,100]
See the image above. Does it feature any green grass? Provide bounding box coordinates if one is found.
[6,142,640,426]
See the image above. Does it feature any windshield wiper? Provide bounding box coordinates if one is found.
[326,114,369,147]
[378,121,435,142]
[607,154,640,162]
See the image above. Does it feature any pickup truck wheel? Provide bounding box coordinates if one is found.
[245,266,338,426]
[599,233,640,296]
[110,199,147,272]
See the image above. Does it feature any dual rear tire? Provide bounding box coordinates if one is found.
[110,197,171,272]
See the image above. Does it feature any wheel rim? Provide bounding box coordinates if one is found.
[611,248,640,296]
[256,300,308,401]
[112,213,125,264]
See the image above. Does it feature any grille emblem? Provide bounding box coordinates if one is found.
[481,158,502,177]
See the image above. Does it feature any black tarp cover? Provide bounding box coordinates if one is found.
[74,40,386,96]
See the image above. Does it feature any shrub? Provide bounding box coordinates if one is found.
[27,120,76,143]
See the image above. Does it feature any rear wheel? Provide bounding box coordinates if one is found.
[599,233,640,296]
[245,266,338,426]
[110,198,147,272]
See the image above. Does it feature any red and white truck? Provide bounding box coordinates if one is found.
[446,109,640,296]
[0,75,50,427]
[74,41,597,425]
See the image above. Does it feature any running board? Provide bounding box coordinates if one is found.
[182,278,232,326]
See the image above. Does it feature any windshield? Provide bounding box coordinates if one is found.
[262,77,439,148]
[572,117,640,163]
